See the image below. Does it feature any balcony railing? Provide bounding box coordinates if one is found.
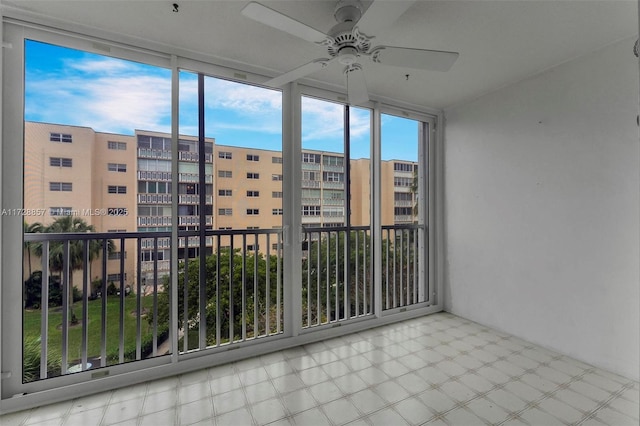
[301,226,373,329]
[322,181,344,190]
[382,224,425,310]
[138,194,172,204]
[22,227,284,382]
[21,223,423,384]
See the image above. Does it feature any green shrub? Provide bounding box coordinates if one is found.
[23,336,61,383]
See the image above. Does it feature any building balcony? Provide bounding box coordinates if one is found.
[302,163,321,171]
[138,194,171,204]
[137,148,171,159]
[178,151,213,163]
[138,170,172,181]
[322,198,344,206]
[9,226,640,421]
[178,194,213,205]
[178,215,213,226]
[322,181,344,190]
[322,164,344,172]
[301,180,321,188]
[179,173,213,183]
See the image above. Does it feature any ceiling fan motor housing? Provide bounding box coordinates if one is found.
[334,0,363,23]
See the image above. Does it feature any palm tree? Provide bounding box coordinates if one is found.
[34,216,114,325]
[410,168,419,221]
[24,221,43,280]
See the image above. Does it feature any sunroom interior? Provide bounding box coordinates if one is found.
[0,1,638,425]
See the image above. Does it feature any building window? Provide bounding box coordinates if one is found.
[247,244,259,251]
[303,171,318,181]
[50,157,72,167]
[302,153,320,163]
[247,190,260,197]
[394,192,413,201]
[219,227,232,230]
[218,151,232,159]
[271,243,280,250]
[108,251,127,260]
[218,170,232,178]
[218,189,232,196]
[302,205,321,216]
[107,229,127,233]
[108,185,127,194]
[394,207,413,216]
[49,182,72,191]
[247,172,260,179]
[323,155,344,166]
[50,133,72,143]
[218,208,233,216]
[108,141,127,150]
[107,273,127,283]
[323,172,344,182]
[247,226,259,230]
[272,191,283,198]
[246,209,259,215]
[246,154,260,161]
[272,156,283,164]
[394,162,414,172]
[50,207,72,216]
[272,208,283,215]
[394,177,413,187]
[108,163,127,172]
[272,174,283,181]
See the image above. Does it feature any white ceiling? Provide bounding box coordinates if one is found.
[3,0,637,110]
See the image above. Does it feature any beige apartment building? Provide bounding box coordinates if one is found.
[23,122,418,290]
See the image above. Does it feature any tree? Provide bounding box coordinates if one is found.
[33,216,114,325]
[152,248,282,347]
[24,221,43,281]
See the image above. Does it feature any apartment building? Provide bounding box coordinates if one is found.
[23,122,137,291]
[23,122,418,286]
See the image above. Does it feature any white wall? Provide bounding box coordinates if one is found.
[444,37,639,380]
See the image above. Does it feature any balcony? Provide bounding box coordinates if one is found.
[179,173,213,183]
[301,163,321,171]
[322,181,344,190]
[13,226,639,422]
[178,194,213,205]
[137,171,172,181]
[322,164,344,172]
[138,193,171,204]
[137,148,171,160]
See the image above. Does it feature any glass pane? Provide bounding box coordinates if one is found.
[177,72,283,350]
[23,40,171,381]
[381,113,425,310]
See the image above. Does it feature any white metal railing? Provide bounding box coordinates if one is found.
[301,226,373,329]
[382,224,425,310]
[22,228,284,382]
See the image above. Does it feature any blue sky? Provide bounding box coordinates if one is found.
[25,40,417,162]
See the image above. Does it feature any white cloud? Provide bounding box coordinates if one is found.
[301,97,371,145]
[26,58,171,134]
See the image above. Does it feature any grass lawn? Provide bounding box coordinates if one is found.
[24,295,158,365]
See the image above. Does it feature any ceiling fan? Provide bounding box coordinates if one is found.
[241,0,459,105]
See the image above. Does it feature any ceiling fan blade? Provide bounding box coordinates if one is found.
[346,65,369,105]
[241,2,328,43]
[265,58,333,87]
[356,0,416,35]
[372,46,459,72]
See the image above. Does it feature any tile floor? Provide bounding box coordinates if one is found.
[1,312,638,425]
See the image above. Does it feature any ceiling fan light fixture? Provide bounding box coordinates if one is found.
[338,46,358,65]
